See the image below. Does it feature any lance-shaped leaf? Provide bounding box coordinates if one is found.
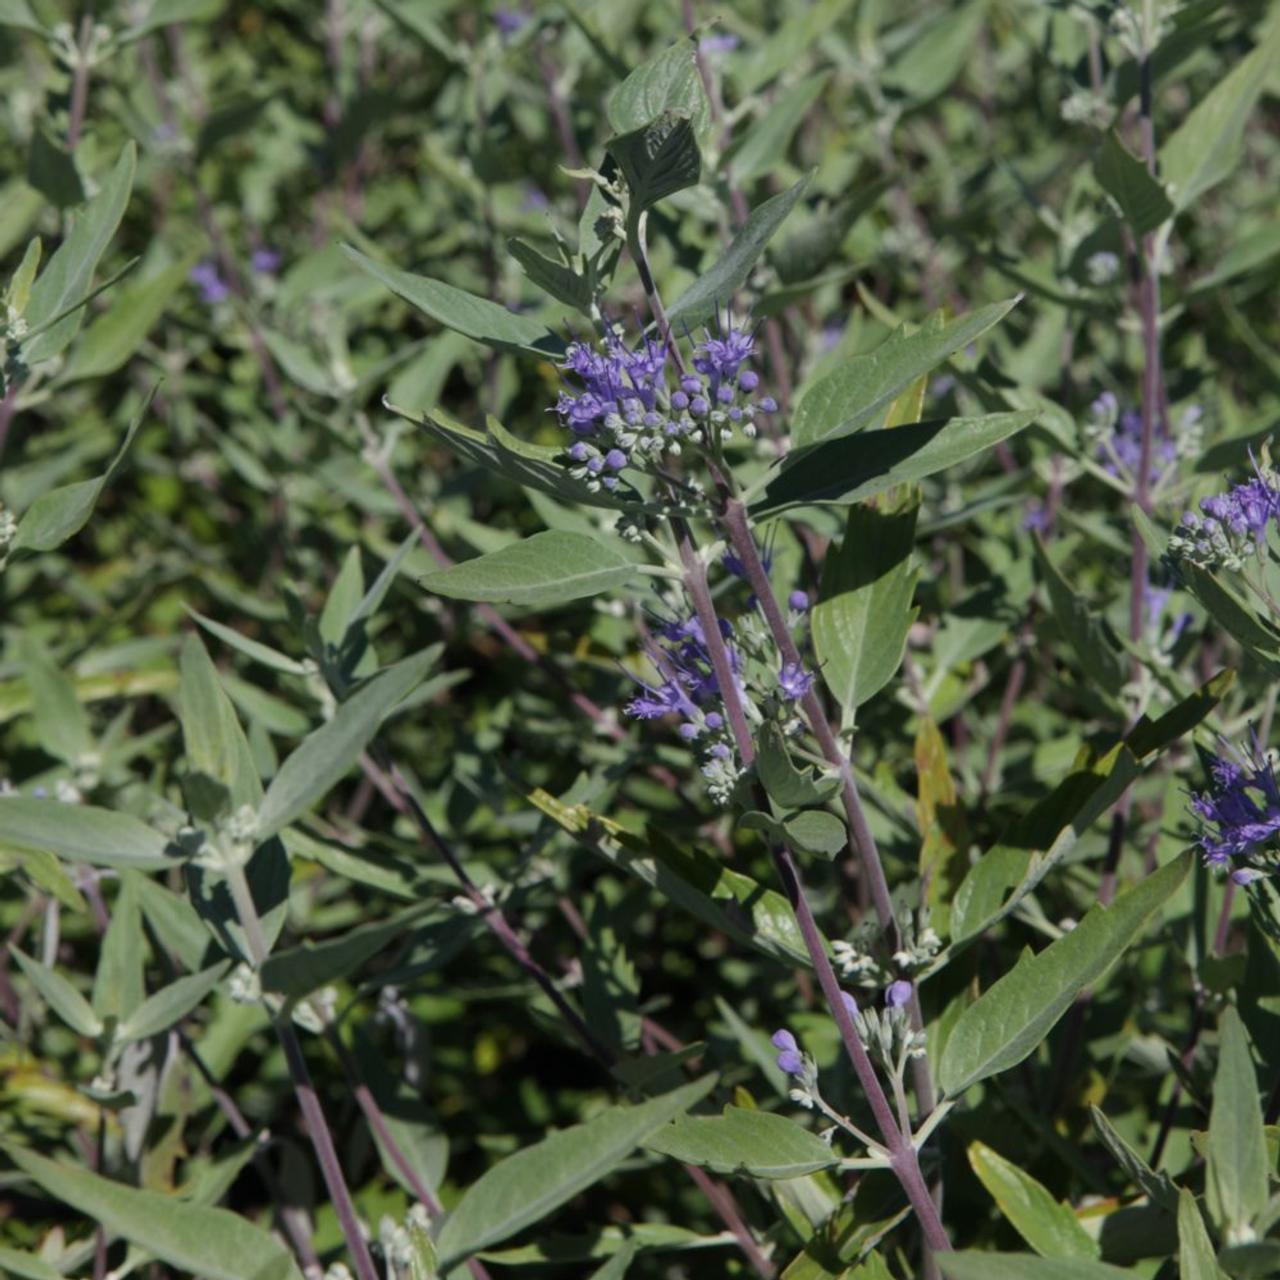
[420,531,640,610]
[3,1143,304,1280]
[1094,131,1172,236]
[531,789,810,968]
[10,948,103,1037]
[255,648,437,839]
[18,634,93,766]
[938,852,1190,1096]
[260,902,439,998]
[1161,15,1280,211]
[178,633,264,810]
[729,76,830,183]
[1034,535,1126,698]
[21,143,136,364]
[435,1075,716,1268]
[754,412,1039,517]
[645,1106,841,1179]
[1179,1188,1229,1280]
[1206,1006,1268,1239]
[1088,1105,1178,1212]
[968,1141,1098,1260]
[117,962,231,1042]
[342,244,565,358]
[813,502,919,713]
[948,670,1232,946]
[11,386,155,554]
[791,299,1019,449]
[393,402,649,512]
[0,798,170,870]
[667,174,812,330]
[507,238,592,313]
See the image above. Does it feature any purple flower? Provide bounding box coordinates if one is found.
[1096,404,1176,489]
[698,33,740,55]
[189,260,230,304]
[886,979,913,1009]
[521,185,550,212]
[1189,738,1280,871]
[493,7,527,37]
[778,661,815,702]
[624,611,740,733]
[556,337,668,436]
[250,248,281,275]
[788,590,809,612]
[771,1029,804,1076]
[694,324,755,388]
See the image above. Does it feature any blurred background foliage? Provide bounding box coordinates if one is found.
[2,0,1280,1275]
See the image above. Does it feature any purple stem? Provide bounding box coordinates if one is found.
[679,514,950,1255]
[324,1027,493,1280]
[66,16,93,149]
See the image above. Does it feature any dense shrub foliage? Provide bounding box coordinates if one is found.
[2,2,1280,1278]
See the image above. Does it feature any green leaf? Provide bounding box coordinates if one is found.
[606,110,702,216]
[813,502,919,713]
[22,144,136,365]
[341,244,565,358]
[420,531,639,610]
[0,1247,66,1280]
[178,634,264,810]
[59,256,193,383]
[1034,536,1126,698]
[92,872,144,1024]
[791,300,1019,449]
[117,962,231,1042]
[1088,1106,1178,1213]
[939,1255,1137,1280]
[667,173,812,330]
[393,402,643,512]
[645,1106,840,1179]
[587,1242,638,1280]
[9,948,103,1037]
[1093,132,1172,236]
[3,1142,304,1280]
[756,722,839,809]
[185,609,311,677]
[256,649,436,839]
[27,129,84,209]
[318,547,366,648]
[0,798,170,870]
[938,853,1190,1096]
[435,1075,717,1269]
[17,634,93,765]
[1179,1188,1229,1280]
[607,38,707,135]
[260,903,437,998]
[0,0,46,32]
[754,412,1039,518]
[729,76,830,183]
[967,1141,1098,1260]
[783,809,846,859]
[11,387,154,554]
[1206,1006,1269,1238]
[1160,14,1280,211]
[531,790,811,968]
[507,238,592,313]
[883,0,987,101]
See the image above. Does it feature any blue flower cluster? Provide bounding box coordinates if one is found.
[1168,464,1280,572]
[555,320,776,495]
[1189,741,1279,883]
[1088,392,1176,490]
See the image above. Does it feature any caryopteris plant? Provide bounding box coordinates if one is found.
[3,2,1280,1279]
